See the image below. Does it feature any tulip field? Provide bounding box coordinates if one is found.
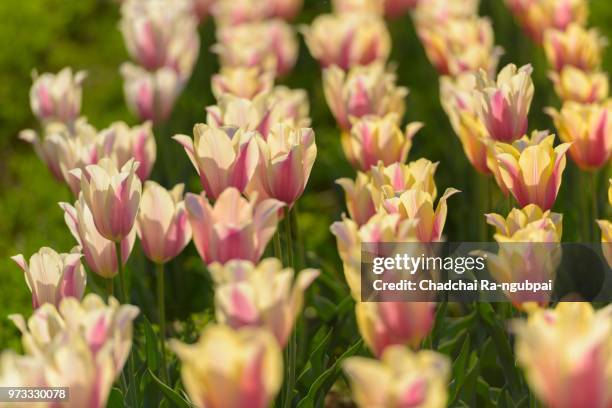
[1,0,612,407]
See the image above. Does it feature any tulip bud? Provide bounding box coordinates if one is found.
[473,63,534,143]
[29,67,86,124]
[137,182,192,264]
[171,325,283,408]
[206,94,273,136]
[370,159,439,199]
[546,100,612,171]
[302,13,391,71]
[342,114,422,172]
[323,63,407,131]
[491,131,570,210]
[336,172,380,226]
[185,188,285,264]
[174,125,259,199]
[344,345,450,407]
[11,247,86,309]
[513,303,612,408]
[486,204,563,241]
[100,121,157,181]
[543,24,606,72]
[251,123,317,206]
[211,66,274,100]
[549,67,609,104]
[60,198,136,278]
[209,258,319,346]
[355,302,436,357]
[268,86,311,129]
[72,158,142,242]
[120,63,183,124]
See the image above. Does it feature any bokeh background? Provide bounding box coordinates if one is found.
[1,0,611,354]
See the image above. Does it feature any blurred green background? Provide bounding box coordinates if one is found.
[1,0,611,352]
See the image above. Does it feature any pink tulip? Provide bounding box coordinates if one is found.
[336,172,379,226]
[72,158,142,242]
[543,24,605,72]
[11,247,86,309]
[211,66,274,100]
[211,0,268,26]
[384,0,419,17]
[185,188,285,264]
[205,94,273,137]
[174,124,259,199]
[548,67,609,104]
[265,0,302,20]
[268,86,312,129]
[137,182,192,264]
[100,121,157,181]
[29,67,86,124]
[60,198,136,278]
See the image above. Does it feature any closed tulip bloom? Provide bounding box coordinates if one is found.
[206,94,273,137]
[513,303,612,408]
[211,66,274,100]
[505,0,588,43]
[268,86,312,129]
[336,172,380,226]
[370,159,439,199]
[171,325,283,408]
[137,182,192,264]
[332,0,384,15]
[412,0,479,22]
[415,16,503,77]
[29,67,86,124]
[440,74,491,174]
[474,63,534,143]
[543,24,606,72]
[11,247,86,309]
[211,0,268,26]
[323,63,407,131]
[344,345,450,408]
[486,204,563,241]
[209,258,319,346]
[73,158,142,242]
[383,187,460,242]
[549,67,609,104]
[252,124,317,206]
[492,131,570,210]
[302,13,391,71]
[185,188,284,264]
[213,20,298,76]
[174,125,259,199]
[546,101,612,170]
[343,114,422,172]
[100,121,157,181]
[120,63,183,124]
[356,302,436,357]
[60,198,136,278]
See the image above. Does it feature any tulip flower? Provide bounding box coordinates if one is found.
[336,172,381,226]
[174,124,259,199]
[332,0,384,14]
[211,66,274,100]
[415,16,502,77]
[330,213,416,300]
[171,325,283,408]
[11,247,86,309]
[213,20,298,76]
[100,121,157,181]
[268,86,312,129]
[384,0,418,17]
[473,63,534,143]
[323,63,407,131]
[486,204,563,241]
[137,182,192,264]
[546,101,612,170]
[355,302,436,357]
[120,63,183,124]
[211,0,268,26]
[29,67,86,124]
[191,0,215,22]
[513,303,612,408]
[60,198,136,279]
[491,131,570,210]
[382,187,460,242]
[440,74,492,174]
[72,158,142,242]
[597,219,612,268]
[504,0,588,43]
[543,24,605,72]
[209,258,319,346]
[549,67,609,104]
[302,13,391,71]
[185,187,284,264]
[251,123,317,206]
[344,345,451,407]
[370,159,439,199]
[342,114,422,172]
[265,0,302,20]
[120,0,200,77]
[0,352,47,394]
[206,94,273,136]
[412,0,479,22]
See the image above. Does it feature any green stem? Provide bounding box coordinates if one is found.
[283,208,294,268]
[273,231,283,263]
[591,170,599,241]
[290,205,305,269]
[156,263,169,384]
[282,207,296,408]
[106,278,114,299]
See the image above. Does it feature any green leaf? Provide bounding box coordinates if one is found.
[148,368,193,408]
[107,387,124,408]
[297,326,333,386]
[143,317,159,372]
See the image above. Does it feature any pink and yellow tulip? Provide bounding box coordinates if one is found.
[336,172,381,226]
[100,121,157,181]
[543,24,605,72]
[370,159,439,199]
[205,94,273,136]
[29,67,86,124]
[549,67,609,104]
[211,66,274,100]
